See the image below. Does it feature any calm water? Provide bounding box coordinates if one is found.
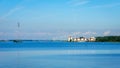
[0,41,120,68]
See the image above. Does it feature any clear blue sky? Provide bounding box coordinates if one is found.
[0,0,120,40]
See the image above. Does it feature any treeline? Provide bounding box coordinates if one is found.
[95,36,120,42]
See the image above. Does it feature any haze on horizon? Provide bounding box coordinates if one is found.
[0,0,120,40]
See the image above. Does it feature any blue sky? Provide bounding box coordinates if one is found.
[0,0,120,40]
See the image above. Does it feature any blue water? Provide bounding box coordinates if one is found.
[0,41,120,68]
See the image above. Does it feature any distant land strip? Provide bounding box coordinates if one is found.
[95,36,120,42]
[0,36,120,42]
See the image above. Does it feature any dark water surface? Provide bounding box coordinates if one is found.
[0,41,120,68]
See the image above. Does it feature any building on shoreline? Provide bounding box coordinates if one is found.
[68,36,96,42]
[88,37,96,42]
[68,36,73,42]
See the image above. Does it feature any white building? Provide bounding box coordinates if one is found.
[68,36,96,42]
[89,37,96,42]
[68,36,73,42]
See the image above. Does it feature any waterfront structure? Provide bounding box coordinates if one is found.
[68,36,96,42]
[73,38,77,42]
[68,36,73,42]
[68,36,88,42]
[89,37,96,42]
[79,37,87,42]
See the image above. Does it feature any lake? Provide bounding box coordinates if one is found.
[0,41,120,68]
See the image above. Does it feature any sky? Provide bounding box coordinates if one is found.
[0,0,120,40]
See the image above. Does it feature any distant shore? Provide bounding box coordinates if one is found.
[0,36,120,42]
[95,36,120,42]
